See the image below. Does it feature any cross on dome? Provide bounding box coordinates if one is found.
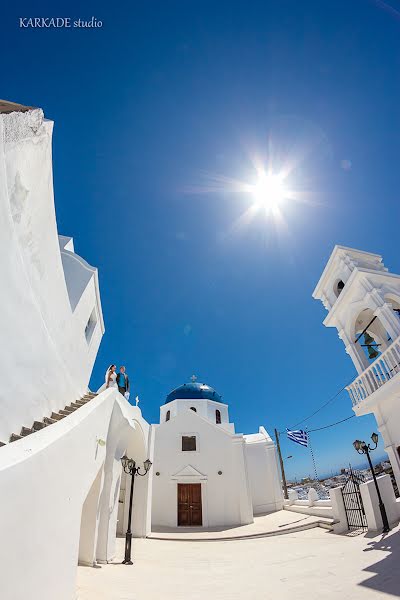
[190,374,198,382]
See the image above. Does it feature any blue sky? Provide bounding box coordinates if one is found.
[3,0,400,478]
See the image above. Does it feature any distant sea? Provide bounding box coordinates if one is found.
[318,453,388,480]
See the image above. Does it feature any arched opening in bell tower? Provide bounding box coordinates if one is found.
[334,279,345,298]
[354,308,391,364]
[384,294,400,327]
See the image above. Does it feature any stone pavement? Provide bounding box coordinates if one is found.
[77,522,400,600]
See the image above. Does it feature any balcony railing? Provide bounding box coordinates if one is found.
[347,335,400,407]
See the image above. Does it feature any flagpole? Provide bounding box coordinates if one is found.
[307,429,319,483]
[274,428,288,500]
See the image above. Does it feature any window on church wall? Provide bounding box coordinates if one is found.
[166,410,170,422]
[190,406,197,412]
[216,409,221,424]
[182,435,196,451]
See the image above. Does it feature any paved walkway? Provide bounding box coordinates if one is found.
[77,523,400,600]
[149,509,333,540]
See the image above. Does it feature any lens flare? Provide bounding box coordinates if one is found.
[250,172,287,211]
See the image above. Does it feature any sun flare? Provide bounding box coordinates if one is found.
[250,172,287,210]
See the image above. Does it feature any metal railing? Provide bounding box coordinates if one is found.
[347,335,400,407]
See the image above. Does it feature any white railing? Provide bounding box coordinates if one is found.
[347,335,400,407]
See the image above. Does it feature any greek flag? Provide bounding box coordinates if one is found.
[286,428,308,447]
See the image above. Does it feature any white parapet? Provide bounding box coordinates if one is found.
[359,474,400,531]
[346,335,400,407]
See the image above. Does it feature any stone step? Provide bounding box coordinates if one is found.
[43,416,57,425]
[51,412,65,421]
[74,399,88,406]
[33,421,47,431]
[59,407,77,416]
[70,401,85,409]
[9,433,22,442]
[20,426,34,436]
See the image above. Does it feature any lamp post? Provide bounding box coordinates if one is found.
[353,433,390,533]
[120,455,152,564]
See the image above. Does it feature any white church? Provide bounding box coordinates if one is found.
[150,376,283,529]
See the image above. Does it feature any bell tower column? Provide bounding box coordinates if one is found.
[338,328,368,375]
[374,303,400,342]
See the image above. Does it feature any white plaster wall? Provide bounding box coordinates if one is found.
[0,108,104,441]
[151,409,253,528]
[329,486,349,533]
[0,389,151,600]
[244,428,284,515]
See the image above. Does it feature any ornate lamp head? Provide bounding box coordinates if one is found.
[371,432,379,445]
[144,458,152,473]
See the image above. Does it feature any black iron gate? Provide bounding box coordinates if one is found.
[341,468,367,531]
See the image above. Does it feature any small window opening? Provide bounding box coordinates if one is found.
[182,436,196,451]
[335,280,345,298]
[216,409,221,424]
[85,308,97,343]
[166,410,170,422]
[190,406,197,412]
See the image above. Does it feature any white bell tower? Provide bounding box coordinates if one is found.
[313,245,400,489]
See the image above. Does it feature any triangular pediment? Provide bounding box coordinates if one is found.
[171,464,207,479]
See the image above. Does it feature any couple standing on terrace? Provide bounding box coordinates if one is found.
[105,365,130,399]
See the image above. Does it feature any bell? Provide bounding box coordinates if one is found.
[364,332,379,360]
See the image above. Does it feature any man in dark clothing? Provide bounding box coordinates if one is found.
[116,366,130,397]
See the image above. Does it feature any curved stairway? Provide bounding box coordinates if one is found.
[0,392,97,447]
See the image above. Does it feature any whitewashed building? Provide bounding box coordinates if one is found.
[151,378,283,529]
[0,100,153,600]
[313,245,400,490]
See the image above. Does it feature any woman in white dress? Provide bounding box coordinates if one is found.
[96,364,119,394]
[105,364,118,389]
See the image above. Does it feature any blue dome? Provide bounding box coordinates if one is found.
[165,381,222,404]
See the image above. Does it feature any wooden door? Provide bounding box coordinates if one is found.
[177,483,202,526]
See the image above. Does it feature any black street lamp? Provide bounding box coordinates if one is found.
[353,433,390,533]
[120,455,152,564]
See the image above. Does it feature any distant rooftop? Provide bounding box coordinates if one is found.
[0,100,35,114]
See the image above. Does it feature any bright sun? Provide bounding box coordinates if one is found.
[250,172,287,210]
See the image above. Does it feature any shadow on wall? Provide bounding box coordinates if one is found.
[78,465,104,566]
[360,528,400,596]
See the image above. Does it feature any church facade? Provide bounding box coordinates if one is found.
[150,378,283,529]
